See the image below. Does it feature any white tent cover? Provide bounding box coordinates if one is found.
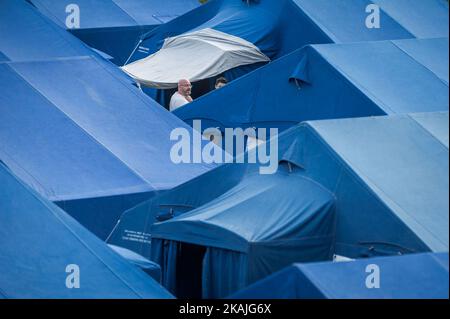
[121,28,270,89]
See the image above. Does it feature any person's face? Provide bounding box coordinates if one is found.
[179,81,192,95]
[215,82,226,89]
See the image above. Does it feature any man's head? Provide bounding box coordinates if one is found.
[178,79,192,96]
[215,77,228,89]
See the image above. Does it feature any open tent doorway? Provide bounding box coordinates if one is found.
[175,243,207,299]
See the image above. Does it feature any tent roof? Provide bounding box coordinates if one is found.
[293,0,448,42]
[132,0,448,64]
[0,164,172,298]
[134,0,306,62]
[0,0,98,61]
[409,112,449,147]
[295,112,449,252]
[151,168,335,252]
[313,38,449,113]
[0,56,213,202]
[29,0,201,29]
[232,252,449,299]
[175,38,449,129]
[108,244,161,282]
[370,0,449,38]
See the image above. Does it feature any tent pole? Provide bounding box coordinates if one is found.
[123,39,143,66]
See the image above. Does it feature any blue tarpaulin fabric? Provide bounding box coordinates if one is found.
[108,244,162,283]
[0,56,214,239]
[0,51,10,62]
[109,112,448,297]
[132,0,448,63]
[293,0,448,41]
[371,0,449,38]
[150,240,180,294]
[278,112,449,256]
[410,112,449,147]
[107,163,248,255]
[128,0,447,105]
[0,0,101,61]
[29,0,201,65]
[131,0,313,63]
[202,247,248,299]
[150,170,336,253]
[117,167,337,298]
[175,38,449,132]
[0,164,173,299]
[231,253,449,299]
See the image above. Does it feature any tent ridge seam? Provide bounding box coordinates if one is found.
[306,123,439,250]
[10,61,157,191]
[391,40,449,86]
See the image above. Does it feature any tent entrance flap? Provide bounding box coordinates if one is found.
[121,28,270,89]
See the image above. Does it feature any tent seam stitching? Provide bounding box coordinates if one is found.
[391,39,449,86]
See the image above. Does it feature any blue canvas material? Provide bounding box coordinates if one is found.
[231,252,449,299]
[175,38,449,133]
[0,164,173,299]
[29,0,201,65]
[0,56,214,239]
[108,112,449,298]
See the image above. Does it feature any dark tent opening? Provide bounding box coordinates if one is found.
[175,243,207,299]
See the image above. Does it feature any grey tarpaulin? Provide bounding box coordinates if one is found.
[121,28,270,88]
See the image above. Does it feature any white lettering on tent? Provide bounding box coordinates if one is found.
[365,4,381,29]
[365,264,380,289]
[65,4,80,29]
[122,230,151,244]
[65,264,80,289]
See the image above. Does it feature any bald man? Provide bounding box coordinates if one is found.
[169,79,193,112]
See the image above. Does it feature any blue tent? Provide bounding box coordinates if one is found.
[277,112,449,257]
[127,0,448,105]
[133,0,448,63]
[108,112,448,297]
[175,37,449,132]
[29,0,201,65]
[151,169,336,298]
[0,0,101,61]
[231,253,449,299]
[0,163,173,299]
[0,56,213,240]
